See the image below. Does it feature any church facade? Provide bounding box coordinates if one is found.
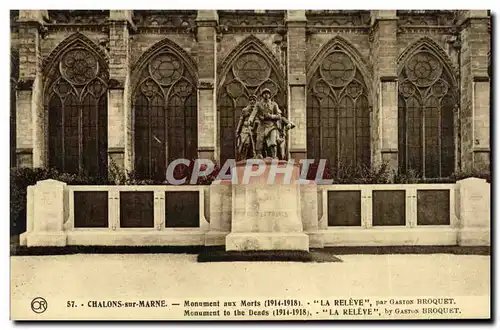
[10,10,491,180]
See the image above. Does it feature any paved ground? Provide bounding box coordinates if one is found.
[10,253,490,320]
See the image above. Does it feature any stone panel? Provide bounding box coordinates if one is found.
[120,191,154,228]
[456,178,490,245]
[373,190,406,226]
[74,191,109,228]
[327,191,361,226]
[165,191,200,228]
[417,190,450,226]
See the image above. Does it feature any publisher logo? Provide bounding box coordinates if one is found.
[31,297,47,314]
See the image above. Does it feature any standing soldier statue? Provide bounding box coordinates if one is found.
[276,109,296,160]
[235,95,258,160]
[254,88,295,159]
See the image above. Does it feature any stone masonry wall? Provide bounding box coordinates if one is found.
[10,10,491,176]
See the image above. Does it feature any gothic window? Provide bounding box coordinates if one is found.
[307,50,370,171]
[133,52,197,181]
[218,49,285,165]
[47,47,108,177]
[398,51,455,178]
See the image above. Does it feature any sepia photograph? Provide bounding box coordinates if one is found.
[7,7,491,321]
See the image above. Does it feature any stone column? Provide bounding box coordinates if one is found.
[458,10,491,172]
[25,180,68,247]
[370,10,399,172]
[285,10,307,161]
[195,10,218,162]
[300,183,323,248]
[456,178,490,246]
[205,182,232,245]
[108,10,134,173]
[16,10,47,168]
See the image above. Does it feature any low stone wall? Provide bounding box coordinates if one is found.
[20,181,209,247]
[19,178,490,247]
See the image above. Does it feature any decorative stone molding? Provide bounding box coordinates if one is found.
[306,35,372,90]
[397,10,456,26]
[133,10,196,35]
[218,10,284,33]
[306,11,371,36]
[48,10,109,24]
[397,36,458,88]
[130,37,198,90]
[43,10,111,34]
[397,25,458,36]
[42,32,110,101]
[306,10,370,26]
[217,35,285,90]
[42,32,109,76]
[45,24,109,34]
[306,26,370,36]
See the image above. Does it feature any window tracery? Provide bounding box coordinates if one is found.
[47,47,108,177]
[398,51,455,178]
[307,49,370,171]
[133,51,197,181]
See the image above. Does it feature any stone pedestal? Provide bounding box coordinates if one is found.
[456,178,490,246]
[225,160,310,251]
[205,182,232,245]
[25,179,68,247]
[226,233,309,251]
[300,183,324,248]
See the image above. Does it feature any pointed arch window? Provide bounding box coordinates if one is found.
[47,47,108,177]
[218,47,286,165]
[133,52,197,181]
[307,50,370,171]
[398,51,455,178]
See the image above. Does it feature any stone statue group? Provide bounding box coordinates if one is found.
[235,88,295,161]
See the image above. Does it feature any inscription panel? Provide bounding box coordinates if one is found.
[231,185,302,233]
[165,191,199,228]
[417,190,450,226]
[120,192,154,228]
[74,191,108,228]
[373,190,406,226]
[327,191,361,226]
